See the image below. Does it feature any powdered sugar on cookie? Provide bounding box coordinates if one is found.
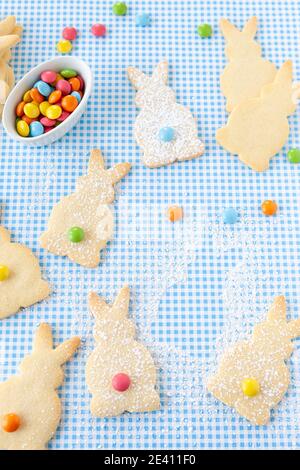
[207,296,300,425]
[40,149,131,268]
[128,61,204,168]
[86,286,160,417]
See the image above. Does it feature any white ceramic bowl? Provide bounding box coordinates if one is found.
[2,56,93,146]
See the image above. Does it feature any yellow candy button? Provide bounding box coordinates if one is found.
[40,101,50,116]
[56,39,72,54]
[23,90,32,103]
[23,102,40,119]
[16,119,30,137]
[241,378,260,397]
[0,265,10,281]
[46,105,62,120]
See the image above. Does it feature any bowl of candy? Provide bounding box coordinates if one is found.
[2,56,92,146]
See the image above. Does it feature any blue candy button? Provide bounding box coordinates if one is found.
[136,13,151,27]
[159,127,175,142]
[222,208,239,224]
[35,80,52,97]
[71,91,82,103]
[30,121,44,137]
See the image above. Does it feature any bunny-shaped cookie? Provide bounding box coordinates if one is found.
[127,61,204,167]
[220,17,276,112]
[0,16,22,118]
[0,225,50,320]
[207,296,300,425]
[217,61,300,171]
[0,323,80,449]
[40,149,131,268]
[86,287,160,417]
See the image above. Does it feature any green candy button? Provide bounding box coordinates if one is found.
[60,68,77,79]
[68,226,85,243]
[287,148,300,164]
[197,23,213,38]
[112,2,127,16]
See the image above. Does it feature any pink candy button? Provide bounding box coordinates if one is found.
[40,117,56,127]
[57,110,70,122]
[112,373,131,392]
[56,79,71,95]
[40,70,57,84]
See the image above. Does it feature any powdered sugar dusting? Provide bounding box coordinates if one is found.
[39,150,130,268]
[128,61,204,167]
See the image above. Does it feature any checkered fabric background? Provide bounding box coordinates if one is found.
[0,0,300,449]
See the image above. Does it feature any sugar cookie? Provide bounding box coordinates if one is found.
[217,61,300,171]
[127,61,204,167]
[0,16,22,118]
[220,17,276,112]
[0,323,80,450]
[0,224,50,320]
[207,296,300,425]
[86,286,160,417]
[40,149,131,268]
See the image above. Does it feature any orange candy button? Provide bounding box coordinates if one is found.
[2,413,21,432]
[69,77,80,91]
[48,90,62,104]
[21,115,37,125]
[16,101,25,117]
[30,88,44,104]
[61,95,78,112]
[167,205,183,222]
[261,200,278,216]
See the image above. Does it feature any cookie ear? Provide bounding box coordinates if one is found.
[88,148,105,173]
[0,16,16,36]
[89,292,110,318]
[13,24,23,38]
[127,66,149,90]
[112,286,130,319]
[267,296,286,321]
[107,162,131,184]
[242,16,258,38]
[152,61,168,84]
[0,34,20,52]
[33,323,53,351]
[220,18,239,39]
[276,60,293,84]
[54,336,80,365]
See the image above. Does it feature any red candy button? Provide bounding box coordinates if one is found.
[112,373,131,392]
[62,26,77,41]
[91,23,106,37]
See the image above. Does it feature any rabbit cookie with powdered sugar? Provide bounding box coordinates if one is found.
[217,61,300,172]
[220,17,276,112]
[207,296,300,425]
[86,287,160,417]
[127,61,204,168]
[0,323,80,450]
[40,149,131,268]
